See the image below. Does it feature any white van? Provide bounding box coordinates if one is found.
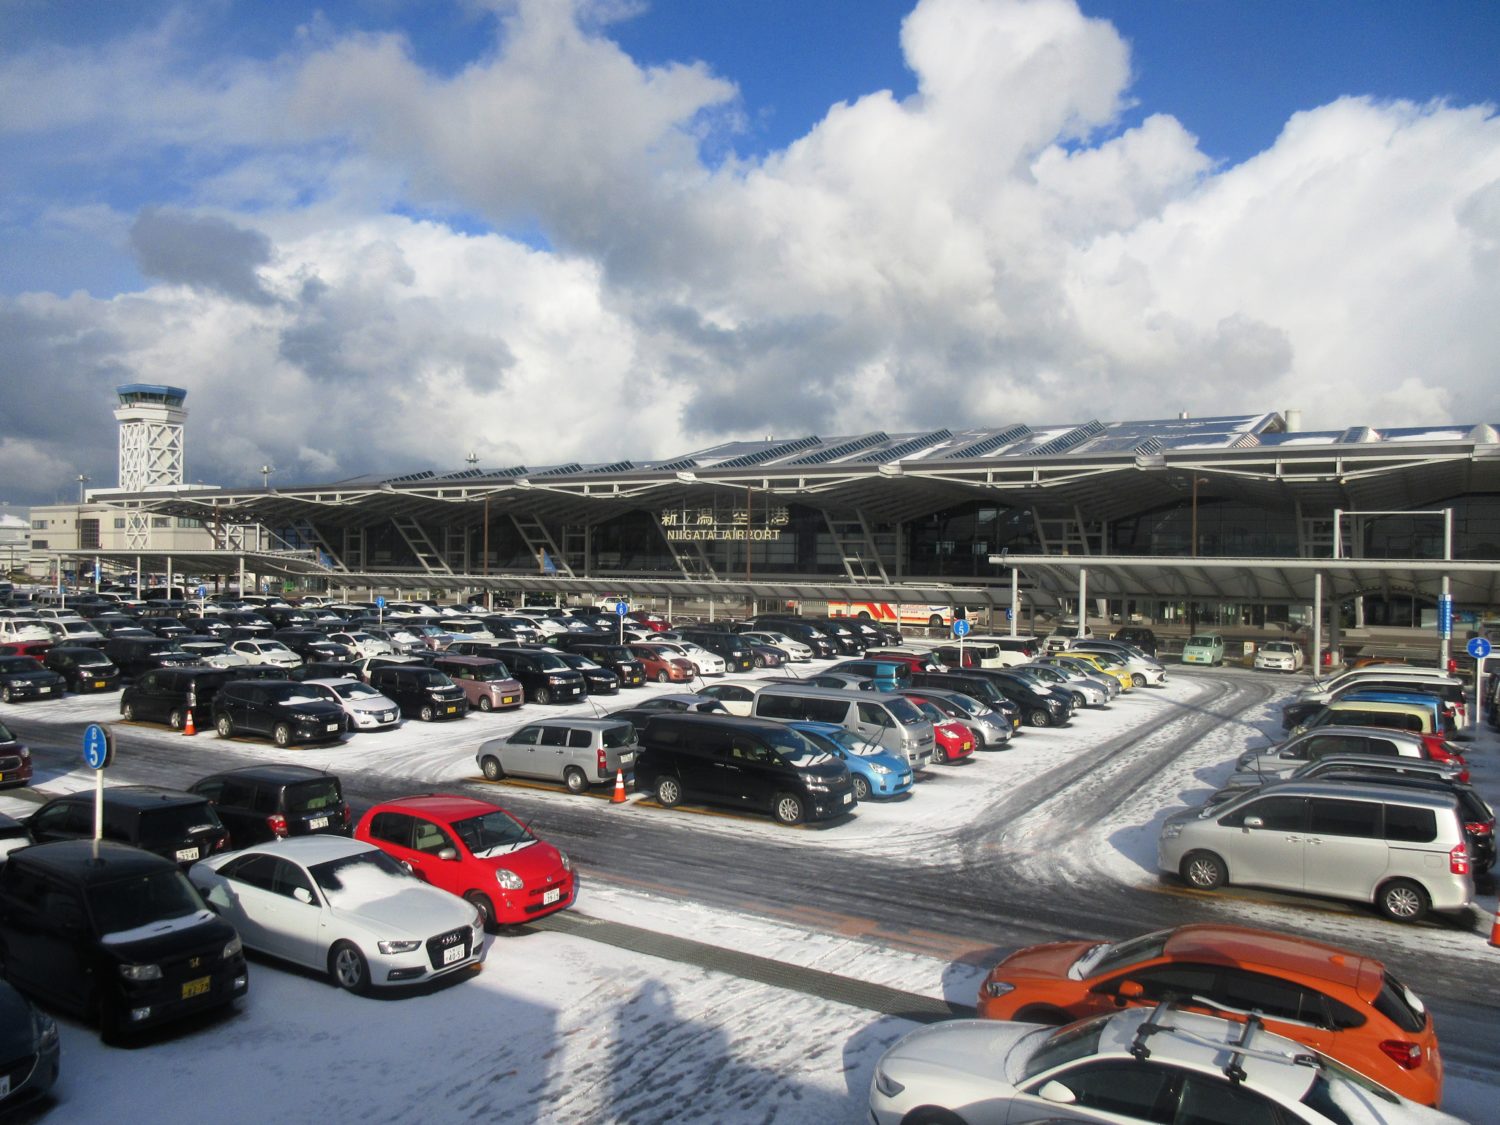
[751,685,935,770]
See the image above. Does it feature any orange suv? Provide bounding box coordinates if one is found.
[976,923,1442,1105]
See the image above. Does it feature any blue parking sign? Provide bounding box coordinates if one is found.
[952,619,970,637]
[615,601,629,616]
[83,723,113,770]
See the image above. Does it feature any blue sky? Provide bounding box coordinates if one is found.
[1,0,1498,504]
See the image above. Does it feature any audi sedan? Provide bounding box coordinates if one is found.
[189,837,485,994]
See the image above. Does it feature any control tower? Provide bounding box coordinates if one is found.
[114,384,188,491]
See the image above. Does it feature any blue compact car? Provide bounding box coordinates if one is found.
[789,721,914,801]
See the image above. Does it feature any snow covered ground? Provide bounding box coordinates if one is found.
[2,666,1497,1123]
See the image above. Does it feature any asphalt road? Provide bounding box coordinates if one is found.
[7,667,1498,1091]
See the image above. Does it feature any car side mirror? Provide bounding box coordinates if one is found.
[1116,979,1145,1001]
[292,886,314,905]
[437,846,458,861]
[1243,816,1265,830]
[1038,1080,1077,1105]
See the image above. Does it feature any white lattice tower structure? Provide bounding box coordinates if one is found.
[114,384,188,548]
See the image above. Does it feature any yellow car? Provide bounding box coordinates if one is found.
[1053,652,1133,691]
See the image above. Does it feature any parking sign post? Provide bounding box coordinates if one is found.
[1468,636,1491,728]
[82,723,114,860]
[615,600,629,645]
[953,616,970,668]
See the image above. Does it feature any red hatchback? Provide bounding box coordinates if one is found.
[907,696,975,764]
[354,795,576,930]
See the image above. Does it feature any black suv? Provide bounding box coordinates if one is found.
[43,645,121,693]
[635,714,856,826]
[0,656,67,704]
[553,639,647,687]
[366,663,469,721]
[29,786,232,867]
[103,636,199,679]
[121,665,236,730]
[676,629,756,673]
[0,840,247,1040]
[483,646,586,705]
[189,765,351,848]
[957,668,1073,727]
[211,679,346,745]
[1111,626,1158,655]
[748,618,846,657]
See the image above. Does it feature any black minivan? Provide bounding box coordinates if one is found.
[211,679,346,745]
[120,665,236,730]
[0,840,248,1041]
[103,636,198,679]
[44,645,121,693]
[366,663,469,721]
[189,765,351,848]
[29,785,232,867]
[635,714,856,826]
[484,645,586,705]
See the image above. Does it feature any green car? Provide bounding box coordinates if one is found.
[1180,633,1225,665]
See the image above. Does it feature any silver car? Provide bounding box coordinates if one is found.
[300,677,402,731]
[1234,725,1441,778]
[476,718,639,793]
[1158,778,1475,922]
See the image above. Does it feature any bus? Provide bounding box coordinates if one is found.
[825,602,957,628]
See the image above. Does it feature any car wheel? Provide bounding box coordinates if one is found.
[1132,673,1146,688]
[851,775,871,801]
[121,700,136,721]
[169,709,185,730]
[465,891,497,933]
[563,767,587,794]
[655,670,670,683]
[655,776,683,807]
[419,704,436,722]
[273,723,292,747]
[1377,878,1431,923]
[477,696,493,712]
[927,614,943,628]
[1028,709,1051,727]
[1181,850,1227,890]
[328,941,370,994]
[534,686,552,705]
[772,793,804,826]
[0,687,12,704]
[216,714,233,738]
[932,744,947,765]
[900,1111,965,1125]
[480,756,504,781]
[753,653,766,668]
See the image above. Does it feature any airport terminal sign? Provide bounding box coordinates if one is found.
[661,505,791,541]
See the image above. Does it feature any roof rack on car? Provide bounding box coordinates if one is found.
[1129,1000,1317,1082]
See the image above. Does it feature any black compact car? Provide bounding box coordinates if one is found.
[1111,625,1158,655]
[139,615,192,640]
[676,629,756,673]
[484,645,586,705]
[211,679,347,745]
[120,665,236,730]
[957,668,1074,727]
[189,765,351,848]
[44,644,122,692]
[274,627,355,663]
[0,979,59,1111]
[553,639,648,687]
[635,714,856,826]
[0,840,248,1041]
[103,635,198,679]
[29,786,232,867]
[553,651,621,695]
[366,664,469,721]
[0,656,67,703]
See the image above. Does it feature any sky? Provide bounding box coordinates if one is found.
[2,0,1498,506]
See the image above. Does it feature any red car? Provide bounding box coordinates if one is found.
[907,699,974,764]
[354,795,575,930]
[0,719,32,788]
[862,650,944,674]
[626,610,670,633]
[628,643,694,683]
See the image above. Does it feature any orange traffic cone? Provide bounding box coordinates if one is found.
[1490,906,1500,948]
[183,708,197,736]
[611,768,627,804]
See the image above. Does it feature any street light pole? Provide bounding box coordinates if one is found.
[259,464,275,489]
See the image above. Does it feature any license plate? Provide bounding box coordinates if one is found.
[620,752,635,764]
[543,887,561,905]
[175,847,200,862]
[502,696,517,705]
[962,742,972,751]
[38,686,52,694]
[442,943,467,965]
[308,816,330,830]
[842,792,853,805]
[445,705,458,714]
[567,688,580,696]
[325,723,340,732]
[95,680,108,688]
[181,976,210,999]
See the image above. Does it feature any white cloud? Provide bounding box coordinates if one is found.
[0,0,1497,504]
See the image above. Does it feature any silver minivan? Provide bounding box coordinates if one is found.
[1233,725,1440,779]
[1158,778,1475,922]
[750,685,934,770]
[476,718,638,793]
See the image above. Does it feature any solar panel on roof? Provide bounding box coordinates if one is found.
[383,470,436,484]
[491,465,530,477]
[581,461,634,474]
[1028,420,1106,456]
[786,432,891,465]
[652,458,700,472]
[438,468,487,480]
[716,435,824,469]
[532,463,584,477]
[852,429,953,463]
[939,424,1032,460]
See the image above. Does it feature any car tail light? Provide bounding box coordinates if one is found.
[213,834,230,852]
[1379,1040,1424,1069]
[1449,843,1470,875]
[267,813,288,837]
[342,805,352,826]
[597,748,608,775]
[1465,820,1493,837]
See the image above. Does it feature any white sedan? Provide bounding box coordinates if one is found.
[328,631,394,658]
[300,677,402,731]
[229,639,303,668]
[189,837,484,994]
[740,630,814,662]
[1254,640,1306,672]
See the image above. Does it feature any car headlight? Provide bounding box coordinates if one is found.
[120,962,163,981]
[378,939,422,954]
[804,780,830,792]
[1160,822,1183,841]
[873,1065,905,1099]
[559,851,572,873]
[32,1008,58,1047]
[495,868,524,890]
[291,710,321,722]
[222,935,243,960]
[984,979,1015,998]
[869,763,891,775]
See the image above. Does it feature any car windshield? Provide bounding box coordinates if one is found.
[1188,635,1217,647]
[1075,929,1171,979]
[90,869,206,938]
[0,657,44,673]
[310,848,411,905]
[566,656,601,670]
[450,809,535,858]
[186,643,228,655]
[331,682,381,700]
[261,641,292,653]
[1264,642,1295,654]
[287,779,344,814]
[467,663,512,680]
[1020,1017,1107,1081]
[885,697,924,725]
[822,726,885,757]
[767,729,834,766]
[137,802,225,847]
